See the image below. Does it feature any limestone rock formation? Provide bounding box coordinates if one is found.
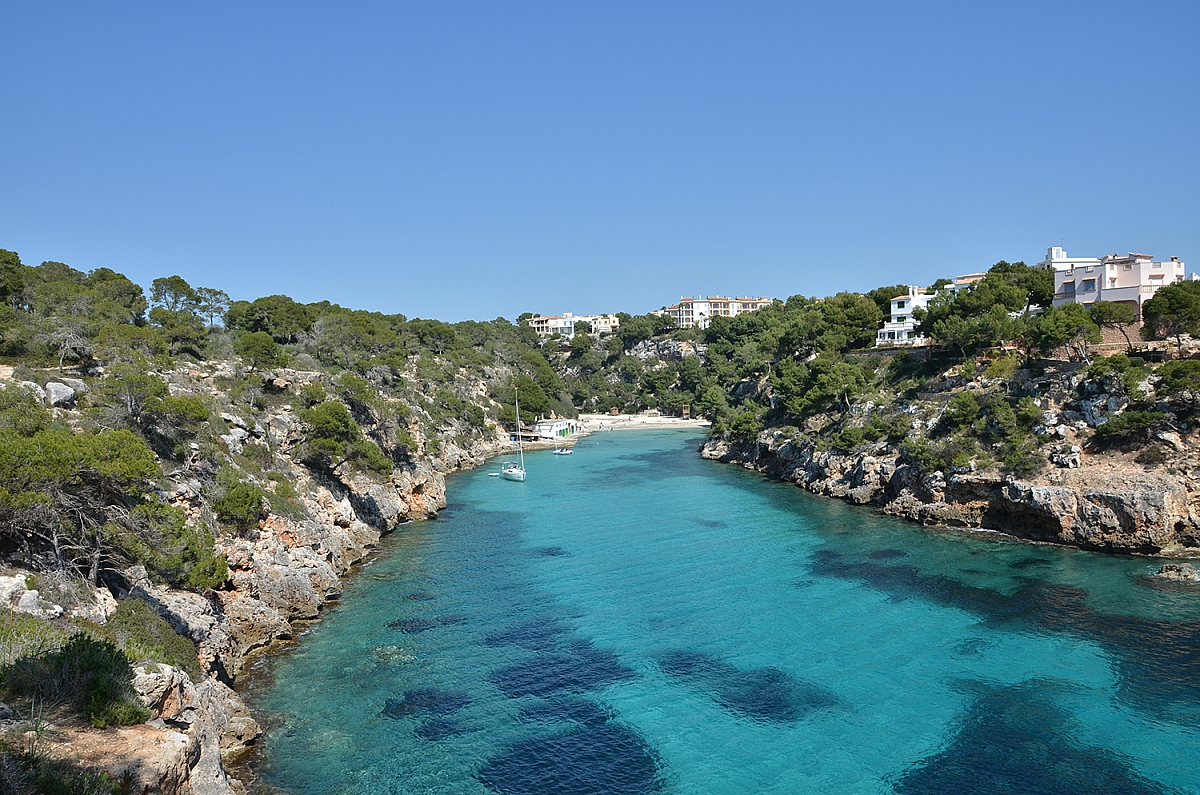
[701,431,1200,555]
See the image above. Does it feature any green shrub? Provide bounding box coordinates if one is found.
[108,503,228,590]
[212,482,265,532]
[298,381,327,407]
[298,401,393,474]
[1087,354,1147,396]
[1157,360,1200,396]
[1002,441,1044,477]
[2,633,149,728]
[93,599,202,682]
[984,355,1018,381]
[834,426,864,450]
[941,393,980,431]
[1094,411,1165,437]
[234,331,284,369]
[0,612,71,668]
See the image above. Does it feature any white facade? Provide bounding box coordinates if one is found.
[532,418,582,440]
[528,312,620,338]
[1037,246,1102,273]
[658,296,774,329]
[1043,247,1187,319]
[876,286,936,346]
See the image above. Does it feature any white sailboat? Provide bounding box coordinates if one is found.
[501,388,526,481]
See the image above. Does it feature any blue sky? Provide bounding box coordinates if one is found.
[2,2,1197,321]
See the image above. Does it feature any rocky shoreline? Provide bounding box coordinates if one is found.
[11,389,519,793]
[699,432,1200,557]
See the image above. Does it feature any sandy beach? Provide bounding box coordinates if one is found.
[577,413,711,432]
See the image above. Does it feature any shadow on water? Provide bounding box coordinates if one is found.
[490,640,637,699]
[810,550,1200,716]
[656,650,839,723]
[481,614,659,795]
[485,616,572,653]
[381,689,471,719]
[894,680,1177,795]
[518,698,613,727]
[478,722,661,795]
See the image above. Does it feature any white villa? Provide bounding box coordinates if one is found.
[528,312,620,338]
[876,286,936,346]
[657,295,774,330]
[1038,246,1188,320]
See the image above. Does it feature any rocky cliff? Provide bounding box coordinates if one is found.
[1,360,521,794]
[700,431,1200,556]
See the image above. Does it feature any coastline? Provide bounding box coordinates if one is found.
[577,413,711,432]
[700,431,1200,558]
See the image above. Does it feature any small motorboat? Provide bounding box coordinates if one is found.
[553,446,573,455]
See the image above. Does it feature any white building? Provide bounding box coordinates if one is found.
[528,313,620,338]
[876,286,936,346]
[657,296,774,329]
[1037,246,1102,273]
[1040,247,1187,320]
[874,273,988,347]
[532,418,582,440]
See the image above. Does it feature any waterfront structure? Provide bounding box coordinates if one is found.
[532,418,582,440]
[528,313,620,338]
[657,296,774,329]
[876,286,936,346]
[1039,247,1187,319]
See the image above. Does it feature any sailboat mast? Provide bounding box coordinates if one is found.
[516,387,525,470]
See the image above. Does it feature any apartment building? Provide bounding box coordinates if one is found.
[1039,247,1187,319]
[658,296,774,330]
[527,312,620,337]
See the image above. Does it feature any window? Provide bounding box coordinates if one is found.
[897,316,906,323]
[1080,279,1096,292]
[1124,264,1133,270]
[896,300,906,309]
[1062,281,1076,294]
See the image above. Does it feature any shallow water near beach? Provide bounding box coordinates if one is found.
[243,429,1200,794]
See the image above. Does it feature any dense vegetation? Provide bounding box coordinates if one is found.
[1,242,1198,786]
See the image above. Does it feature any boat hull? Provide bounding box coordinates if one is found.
[500,466,525,482]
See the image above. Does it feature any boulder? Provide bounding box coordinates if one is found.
[1155,562,1200,582]
[133,664,198,721]
[69,587,119,624]
[0,575,63,619]
[44,381,76,406]
[220,427,249,453]
[216,593,291,659]
[128,568,237,680]
[0,575,28,606]
[1050,445,1081,469]
[56,376,87,393]
[130,664,249,795]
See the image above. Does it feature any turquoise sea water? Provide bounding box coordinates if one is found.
[244,429,1200,794]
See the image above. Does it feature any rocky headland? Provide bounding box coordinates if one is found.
[700,355,1200,557]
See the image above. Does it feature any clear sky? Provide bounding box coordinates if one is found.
[2,2,1198,321]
